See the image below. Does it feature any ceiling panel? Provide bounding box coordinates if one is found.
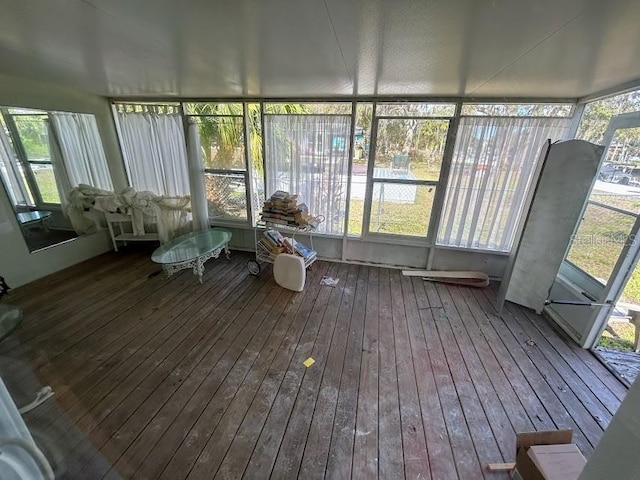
[470,0,640,97]
[0,0,638,98]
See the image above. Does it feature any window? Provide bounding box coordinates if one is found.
[263,104,353,235]
[566,126,640,284]
[461,103,574,117]
[576,89,640,144]
[2,108,113,210]
[438,108,571,251]
[370,183,436,236]
[6,110,59,204]
[566,203,636,284]
[377,102,456,117]
[105,99,585,255]
[366,102,454,237]
[186,103,251,223]
[0,117,33,207]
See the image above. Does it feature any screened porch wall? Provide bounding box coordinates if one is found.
[110,99,575,278]
[207,225,510,278]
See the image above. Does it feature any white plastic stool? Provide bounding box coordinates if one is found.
[273,254,306,292]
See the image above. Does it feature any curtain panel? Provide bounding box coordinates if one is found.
[438,116,571,252]
[0,124,31,207]
[49,113,113,192]
[264,114,351,235]
[47,119,73,211]
[115,111,190,197]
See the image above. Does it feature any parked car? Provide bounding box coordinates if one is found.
[598,163,632,185]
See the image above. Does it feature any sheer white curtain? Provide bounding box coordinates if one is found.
[438,117,571,251]
[47,120,73,211]
[49,113,113,191]
[0,124,31,207]
[115,111,190,196]
[264,114,351,235]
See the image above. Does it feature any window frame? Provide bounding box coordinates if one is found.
[108,98,581,258]
[361,101,459,243]
[562,111,640,297]
[563,199,639,287]
[1,109,58,208]
[187,104,254,225]
[262,106,354,236]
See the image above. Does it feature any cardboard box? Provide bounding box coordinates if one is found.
[512,430,586,480]
[528,444,585,480]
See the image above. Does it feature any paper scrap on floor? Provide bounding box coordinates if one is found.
[303,357,315,367]
[321,276,339,287]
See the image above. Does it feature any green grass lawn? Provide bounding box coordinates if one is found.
[568,192,640,351]
[599,321,636,351]
[348,162,437,237]
[32,168,61,204]
[591,193,640,213]
[567,194,640,305]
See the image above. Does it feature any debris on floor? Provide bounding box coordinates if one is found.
[402,269,489,287]
[320,276,340,287]
[303,357,315,367]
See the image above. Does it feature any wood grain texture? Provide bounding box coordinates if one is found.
[0,250,627,480]
[351,267,379,479]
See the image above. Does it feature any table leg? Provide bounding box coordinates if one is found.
[156,242,229,284]
[162,265,173,279]
[195,256,205,284]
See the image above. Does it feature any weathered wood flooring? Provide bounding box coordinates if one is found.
[0,247,627,479]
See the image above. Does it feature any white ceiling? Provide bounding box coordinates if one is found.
[1,0,639,99]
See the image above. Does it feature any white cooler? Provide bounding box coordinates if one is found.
[273,254,306,292]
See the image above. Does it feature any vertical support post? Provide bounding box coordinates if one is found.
[185,117,208,231]
[243,102,256,225]
[260,101,268,199]
[361,101,378,238]
[427,101,462,269]
[341,101,357,261]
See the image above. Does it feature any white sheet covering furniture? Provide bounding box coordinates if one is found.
[66,184,191,244]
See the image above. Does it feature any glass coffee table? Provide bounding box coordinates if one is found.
[17,210,52,232]
[151,228,232,283]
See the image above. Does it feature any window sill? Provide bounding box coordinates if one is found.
[434,243,511,256]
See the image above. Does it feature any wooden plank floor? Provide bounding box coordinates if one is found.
[0,247,627,480]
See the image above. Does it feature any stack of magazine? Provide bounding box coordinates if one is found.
[257,229,316,262]
[260,190,321,228]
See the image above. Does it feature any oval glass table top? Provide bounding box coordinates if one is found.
[16,211,53,226]
[151,228,232,265]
